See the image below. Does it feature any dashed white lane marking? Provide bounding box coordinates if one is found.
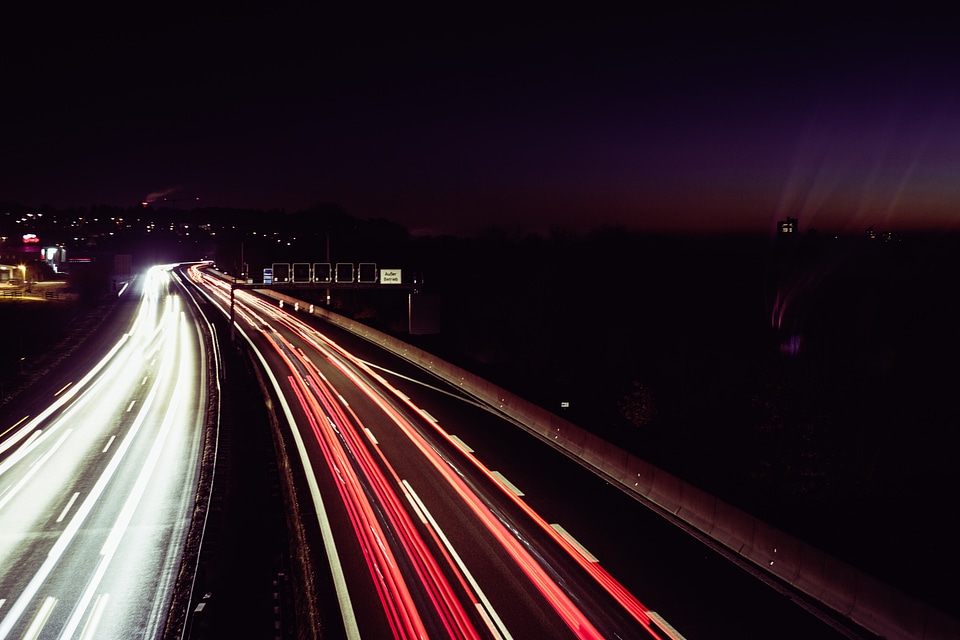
[491,471,524,497]
[550,523,598,563]
[22,596,57,640]
[449,435,474,453]
[56,492,80,523]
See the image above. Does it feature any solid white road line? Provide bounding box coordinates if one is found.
[402,479,513,640]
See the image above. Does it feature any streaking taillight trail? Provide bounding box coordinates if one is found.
[307,339,655,639]
[190,265,672,639]
[270,329,483,639]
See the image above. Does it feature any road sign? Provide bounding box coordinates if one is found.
[335,262,354,283]
[263,268,273,284]
[292,262,311,282]
[271,263,290,282]
[358,262,377,283]
[380,268,402,284]
[313,263,331,283]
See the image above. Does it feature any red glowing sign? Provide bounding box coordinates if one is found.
[22,233,39,244]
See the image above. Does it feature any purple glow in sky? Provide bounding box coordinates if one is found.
[3,5,960,235]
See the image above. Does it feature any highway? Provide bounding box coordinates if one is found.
[0,260,879,639]
[189,265,874,640]
[0,267,211,639]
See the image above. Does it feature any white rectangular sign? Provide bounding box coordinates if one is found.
[380,269,402,284]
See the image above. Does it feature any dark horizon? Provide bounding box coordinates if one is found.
[4,199,958,245]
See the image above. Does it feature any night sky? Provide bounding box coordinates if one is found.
[3,5,960,236]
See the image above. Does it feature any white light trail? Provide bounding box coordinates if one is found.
[0,430,72,512]
[61,357,182,640]
[0,334,130,459]
[0,372,161,639]
[0,265,207,640]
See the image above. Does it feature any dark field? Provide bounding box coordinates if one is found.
[0,297,85,403]
[340,229,960,619]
